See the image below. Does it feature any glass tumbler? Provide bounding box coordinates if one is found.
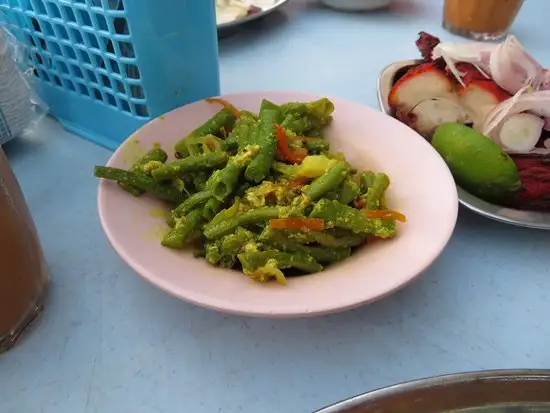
[0,147,48,353]
[443,0,524,41]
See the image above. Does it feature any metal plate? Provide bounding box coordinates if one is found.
[377,59,550,230]
[316,370,550,413]
[217,0,290,30]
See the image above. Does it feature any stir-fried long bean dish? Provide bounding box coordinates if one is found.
[94,98,406,285]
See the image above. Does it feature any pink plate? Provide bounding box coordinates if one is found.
[97,91,458,318]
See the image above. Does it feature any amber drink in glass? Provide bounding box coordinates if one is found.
[0,148,48,352]
[443,0,524,40]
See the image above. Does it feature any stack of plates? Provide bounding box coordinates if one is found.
[0,28,34,146]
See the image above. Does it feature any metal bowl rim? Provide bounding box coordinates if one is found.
[316,369,550,412]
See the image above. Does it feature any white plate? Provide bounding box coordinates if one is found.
[217,0,290,30]
[97,91,458,317]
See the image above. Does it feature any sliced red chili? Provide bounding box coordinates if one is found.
[269,218,325,232]
[353,198,365,209]
[287,177,311,188]
[205,97,240,119]
[274,124,307,164]
[362,209,407,223]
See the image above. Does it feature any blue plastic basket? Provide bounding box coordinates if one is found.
[0,0,221,150]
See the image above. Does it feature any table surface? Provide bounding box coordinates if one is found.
[2,1,550,412]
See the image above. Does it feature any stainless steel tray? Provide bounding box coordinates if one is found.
[377,60,550,230]
[316,370,550,413]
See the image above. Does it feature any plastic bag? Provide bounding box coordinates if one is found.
[0,24,48,146]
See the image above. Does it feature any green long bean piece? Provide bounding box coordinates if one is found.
[174,108,236,154]
[205,241,223,265]
[161,209,204,249]
[94,166,183,203]
[203,197,223,221]
[338,178,361,205]
[184,135,224,156]
[281,113,310,135]
[309,199,396,238]
[222,136,239,152]
[119,147,168,196]
[360,171,376,193]
[280,98,335,134]
[303,161,348,202]
[151,152,229,182]
[192,171,209,192]
[281,229,364,248]
[209,146,259,201]
[306,231,365,248]
[220,228,257,256]
[244,108,283,183]
[173,190,212,218]
[271,161,297,177]
[260,99,280,112]
[230,112,258,148]
[260,229,351,263]
[211,162,242,201]
[304,139,330,154]
[207,198,241,228]
[238,250,323,274]
[362,172,390,210]
[203,206,285,240]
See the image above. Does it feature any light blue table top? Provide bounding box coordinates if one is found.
[2,1,550,412]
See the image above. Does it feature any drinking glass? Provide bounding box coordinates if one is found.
[443,0,524,41]
[0,148,48,352]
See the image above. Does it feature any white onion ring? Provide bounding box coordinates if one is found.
[489,36,544,94]
[482,90,550,153]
